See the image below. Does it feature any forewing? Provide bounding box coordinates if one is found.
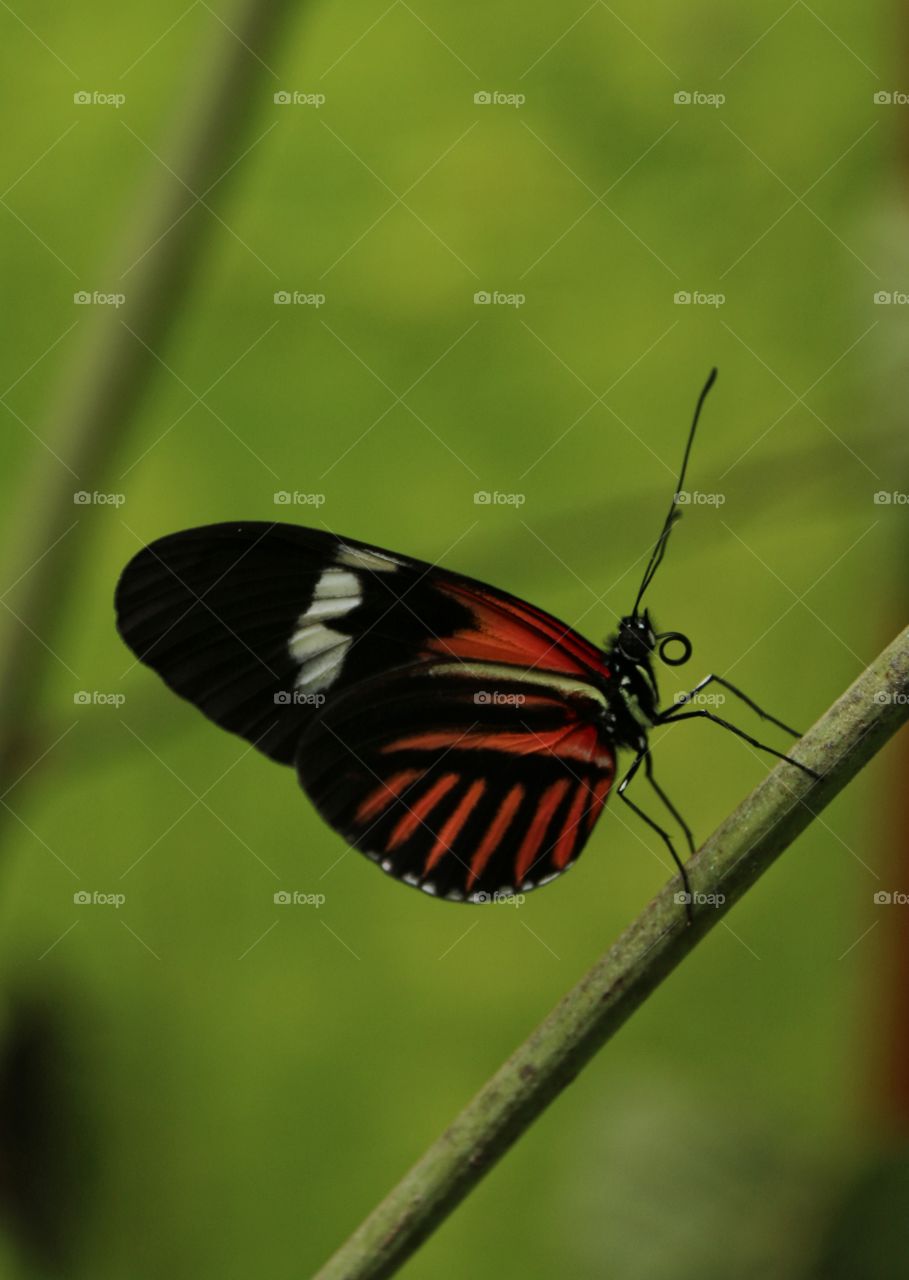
[115,523,610,765]
[296,666,616,901]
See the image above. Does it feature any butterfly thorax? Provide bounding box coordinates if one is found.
[602,613,662,750]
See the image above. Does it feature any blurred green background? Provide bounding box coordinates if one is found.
[1,2,907,1276]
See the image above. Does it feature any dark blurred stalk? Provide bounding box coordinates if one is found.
[877,618,909,1131]
[315,624,909,1280]
[0,0,302,800]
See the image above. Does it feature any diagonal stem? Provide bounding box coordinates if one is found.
[0,0,302,796]
[314,622,909,1280]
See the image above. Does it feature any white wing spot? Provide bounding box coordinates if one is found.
[301,596,360,622]
[288,622,348,661]
[312,567,360,599]
[294,642,351,690]
[288,566,362,693]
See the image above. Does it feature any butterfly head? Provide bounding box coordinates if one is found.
[606,611,692,738]
[613,611,692,669]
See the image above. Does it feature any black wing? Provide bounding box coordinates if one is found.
[114,522,610,765]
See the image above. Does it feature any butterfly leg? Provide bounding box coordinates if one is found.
[617,749,694,924]
[644,750,695,856]
[670,673,804,737]
[657,709,820,780]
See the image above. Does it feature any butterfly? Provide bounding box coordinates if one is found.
[115,369,814,911]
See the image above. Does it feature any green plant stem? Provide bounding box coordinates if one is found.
[314,623,909,1280]
[0,0,301,788]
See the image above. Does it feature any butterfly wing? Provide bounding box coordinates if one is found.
[116,523,617,900]
[295,664,616,901]
[114,522,611,763]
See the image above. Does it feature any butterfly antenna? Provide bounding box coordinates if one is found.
[632,367,718,616]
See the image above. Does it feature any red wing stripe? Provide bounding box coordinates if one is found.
[355,769,422,824]
[423,779,486,876]
[388,773,459,850]
[466,783,525,891]
[514,778,571,884]
[585,773,613,832]
[551,785,590,870]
